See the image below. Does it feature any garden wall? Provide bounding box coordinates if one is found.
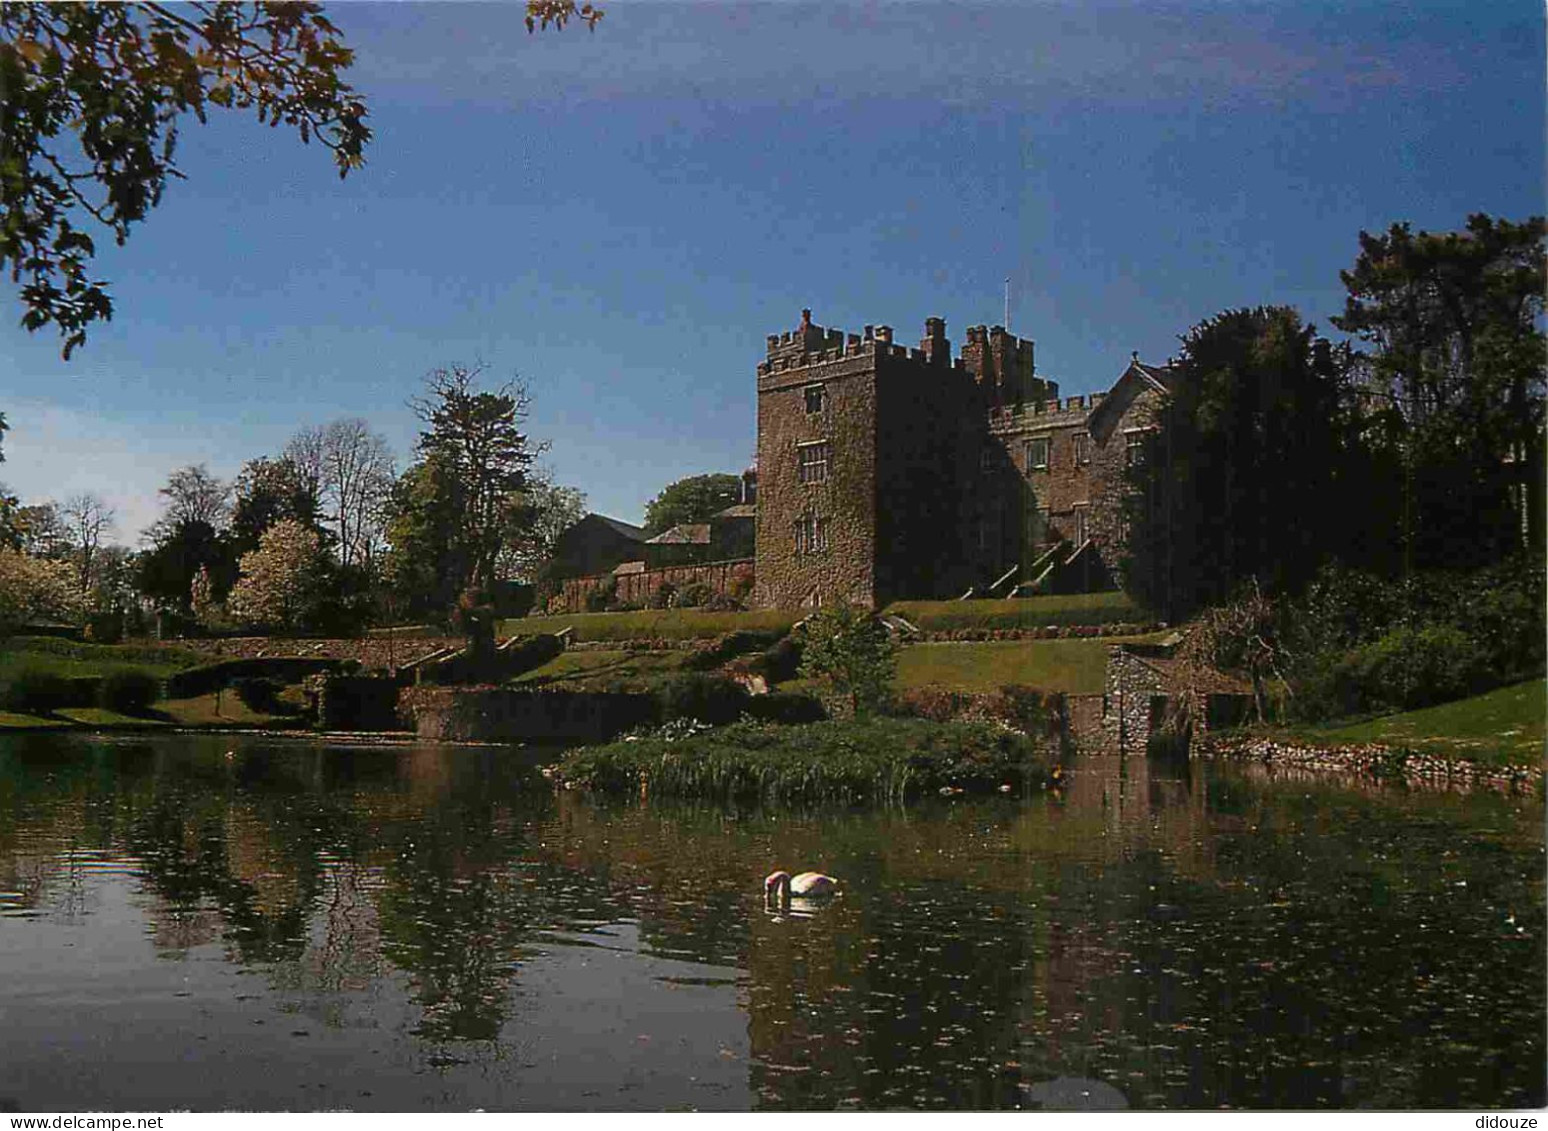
[557,557,754,611]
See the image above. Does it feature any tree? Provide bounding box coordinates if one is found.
[500,476,586,584]
[230,455,324,556]
[0,1,601,357]
[797,602,897,718]
[1124,306,1356,619]
[288,419,394,571]
[14,501,69,559]
[394,365,542,606]
[136,518,234,611]
[0,547,85,633]
[642,473,742,537]
[1332,214,1546,568]
[60,492,116,593]
[156,463,229,530]
[226,518,332,632]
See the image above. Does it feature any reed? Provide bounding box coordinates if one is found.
[555,717,1050,804]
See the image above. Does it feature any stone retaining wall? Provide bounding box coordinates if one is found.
[1200,735,1544,795]
[401,686,656,743]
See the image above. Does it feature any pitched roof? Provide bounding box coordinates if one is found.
[613,560,646,575]
[579,512,646,541]
[712,504,757,519]
[1087,355,1175,441]
[646,523,712,545]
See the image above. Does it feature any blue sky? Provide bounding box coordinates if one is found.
[1,0,1541,540]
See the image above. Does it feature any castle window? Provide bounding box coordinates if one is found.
[1125,430,1146,467]
[1073,504,1089,545]
[804,384,825,414]
[1074,433,1091,466]
[1025,436,1050,471]
[797,441,830,484]
[795,513,829,556]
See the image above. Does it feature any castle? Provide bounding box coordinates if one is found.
[753,309,1172,609]
[553,309,1173,611]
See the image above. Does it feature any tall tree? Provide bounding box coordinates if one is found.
[14,501,69,559]
[1332,214,1546,568]
[289,419,395,572]
[60,492,116,593]
[230,455,324,556]
[156,464,230,530]
[642,473,742,537]
[402,365,541,599]
[1124,306,1356,619]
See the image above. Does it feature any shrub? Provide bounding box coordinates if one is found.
[647,581,676,610]
[798,603,897,717]
[84,608,124,644]
[1297,621,1486,719]
[684,628,786,672]
[673,581,713,608]
[728,563,755,602]
[0,665,77,713]
[701,590,742,612]
[655,672,751,725]
[231,676,284,714]
[583,579,617,613]
[98,669,161,714]
[742,690,827,724]
[758,635,805,682]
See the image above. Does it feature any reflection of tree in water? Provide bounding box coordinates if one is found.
[373,799,551,1043]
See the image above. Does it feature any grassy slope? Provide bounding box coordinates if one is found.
[896,635,1167,695]
[498,608,798,642]
[1305,679,1546,768]
[513,649,689,687]
[883,591,1147,631]
[0,636,204,679]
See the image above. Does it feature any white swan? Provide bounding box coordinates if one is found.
[764,869,839,903]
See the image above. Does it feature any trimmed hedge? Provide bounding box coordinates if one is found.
[98,669,161,714]
[0,666,92,713]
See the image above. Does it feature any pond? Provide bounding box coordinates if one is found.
[0,732,1541,1111]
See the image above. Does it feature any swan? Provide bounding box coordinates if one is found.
[764,869,838,903]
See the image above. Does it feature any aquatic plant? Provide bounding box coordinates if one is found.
[554,717,1048,804]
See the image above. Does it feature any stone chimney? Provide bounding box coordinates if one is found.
[921,316,950,366]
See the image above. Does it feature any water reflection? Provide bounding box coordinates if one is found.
[0,732,1540,1110]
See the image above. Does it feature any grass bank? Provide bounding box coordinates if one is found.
[896,635,1168,695]
[1291,679,1545,770]
[0,636,203,680]
[512,648,690,688]
[882,591,1148,632]
[499,608,799,642]
[554,717,1050,804]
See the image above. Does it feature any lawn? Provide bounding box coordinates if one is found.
[882,591,1149,632]
[498,608,799,642]
[895,635,1165,695]
[0,636,204,680]
[513,648,690,687]
[1305,679,1546,769]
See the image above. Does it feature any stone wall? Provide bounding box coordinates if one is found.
[755,314,881,609]
[402,686,655,743]
[1100,645,1168,754]
[557,557,754,611]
